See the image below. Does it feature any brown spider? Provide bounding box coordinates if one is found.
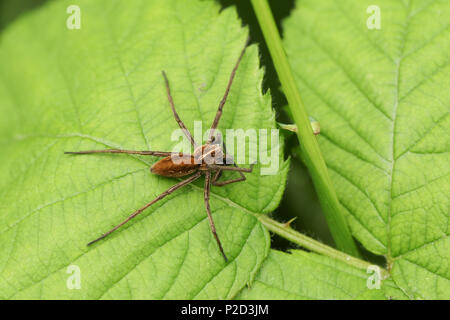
[65,39,252,262]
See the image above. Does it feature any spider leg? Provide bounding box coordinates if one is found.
[87,171,202,246]
[212,170,246,187]
[211,141,247,186]
[207,164,254,173]
[208,37,250,143]
[211,161,246,187]
[211,169,223,183]
[162,71,198,148]
[204,171,228,262]
[65,149,184,157]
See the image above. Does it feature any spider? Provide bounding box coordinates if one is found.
[65,39,252,262]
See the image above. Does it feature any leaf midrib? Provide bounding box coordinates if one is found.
[386,1,412,262]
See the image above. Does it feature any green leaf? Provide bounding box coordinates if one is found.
[0,0,288,299]
[236,249,407,300]
[284,0,449,299]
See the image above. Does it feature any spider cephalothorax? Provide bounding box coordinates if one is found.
[149,139,233,178]
[65,38,251,262]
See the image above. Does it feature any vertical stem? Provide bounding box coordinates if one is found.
[250,0,360,257]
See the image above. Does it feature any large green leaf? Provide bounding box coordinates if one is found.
[0,0,288,299]
[284,0,449,299]
[236,249,407,300]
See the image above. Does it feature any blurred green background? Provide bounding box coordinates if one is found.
[1,0,381,261]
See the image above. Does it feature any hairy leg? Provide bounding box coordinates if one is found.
[65,149,183,157]
[207,37,250,143]
[207,164,254,173]
[87,171,202,246]
[204,171,228,262]
[211,168,246,187]
[162,71,198,148]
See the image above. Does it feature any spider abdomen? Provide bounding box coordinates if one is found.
[150,156,199,177]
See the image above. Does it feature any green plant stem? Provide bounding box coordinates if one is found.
[250,0,360,257]
[258,215,389,277]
